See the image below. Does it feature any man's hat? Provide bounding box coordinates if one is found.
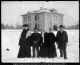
[23,24,28,27]
[59,25,64,28]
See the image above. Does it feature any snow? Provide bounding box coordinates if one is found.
[1,30,79,63]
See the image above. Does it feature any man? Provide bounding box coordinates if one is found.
[56,25,68,59]
[18,24,31,58]
[30,27,43,57]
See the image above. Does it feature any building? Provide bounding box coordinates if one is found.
[21,7,64,31]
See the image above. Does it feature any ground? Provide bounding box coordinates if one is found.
[1,30,79,63]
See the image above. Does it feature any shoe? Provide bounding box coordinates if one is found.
[60,55,63,57]
[32,56,35,58]
[64,57,67,59]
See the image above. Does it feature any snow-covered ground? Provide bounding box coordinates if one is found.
[1,30,79,63]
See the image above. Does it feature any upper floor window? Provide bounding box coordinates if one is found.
[37,16,39,20]
[28,16,31,21]
[24,16,26,21]
[28,16,29,21]
[24,16,28,21]
[26,16,28,21]
[29,16,31,21]
[35,15,39,21]
[35,15,37,21]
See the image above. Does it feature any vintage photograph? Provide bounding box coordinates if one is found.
[1,1,79,63]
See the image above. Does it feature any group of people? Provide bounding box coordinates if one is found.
[17,24,68,59]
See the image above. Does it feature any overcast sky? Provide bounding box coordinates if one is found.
[1,1,79,27]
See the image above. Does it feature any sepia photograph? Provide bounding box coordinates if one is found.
[1,1,79,63]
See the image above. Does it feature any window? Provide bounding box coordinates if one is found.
[35,15,39,21]
[28,16,29,21]
[35,23,39,29]
[38,16,39,20]
[35,15,37,21]
[24,16,28,21]
[24,16,26,21]
[26,16,27,21]
[29,16,31,21]
[28,16,31,21]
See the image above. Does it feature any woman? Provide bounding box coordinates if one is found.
[39,32,49,57]
[17,24,31,58]
[47,28,57,58]
[39,28,57,58]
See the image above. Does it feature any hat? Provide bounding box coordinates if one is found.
[59,25,64,28]
[23,24,28,27]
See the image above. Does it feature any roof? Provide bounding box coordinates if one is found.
[21,8,63,16]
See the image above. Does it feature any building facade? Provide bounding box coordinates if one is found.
[21,8,63,31]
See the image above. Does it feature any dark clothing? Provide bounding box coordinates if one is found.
[60,48,66,58]
[56,31,68,59]
[48,32,57,58]
[30,33,43,47]
[30,32,43,57]
[56,31,68,49]
[18,29,31,58]
[33,46,39,57]
[39,46,49,57]
[18,29,29,46]
[39,32,57,58]
[39,32,49,57]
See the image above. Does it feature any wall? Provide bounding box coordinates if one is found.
[45,13,63,31]
[45,13,50,32]
[22,13,36,30]
[37,13,45,31]
[45,13,58,31]
[30,14,36,30]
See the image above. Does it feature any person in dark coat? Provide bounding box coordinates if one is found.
[17,24,31,58]
[47,28,57,58]
[30,27,43,57]
[39,28,57,58]
[56,25,68,59]
[39,32,49,57]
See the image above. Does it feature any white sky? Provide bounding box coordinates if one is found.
[1,1,79,27]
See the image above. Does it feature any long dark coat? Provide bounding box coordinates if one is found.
[56,31,68,49]
[39,32,49,57]
[47,32,57,58]
[39,32,57,58]
[17,29,31,58]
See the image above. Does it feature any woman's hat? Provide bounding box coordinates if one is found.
[23,24,28,27]
[59,25,64,28]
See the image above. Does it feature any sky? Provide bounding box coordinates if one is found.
[1,1,79,27]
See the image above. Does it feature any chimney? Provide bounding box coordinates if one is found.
[50,9,57,12]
